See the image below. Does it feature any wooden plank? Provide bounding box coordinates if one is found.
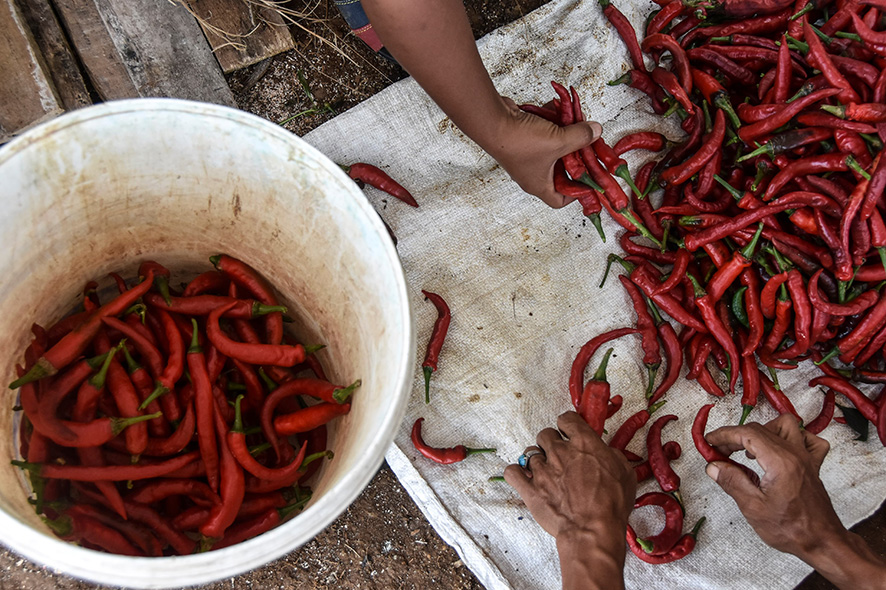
[186,0,294,73]
[16,0,92,111]
[0,0,63,141]
[52,0,139,100]
[52,0,236,106]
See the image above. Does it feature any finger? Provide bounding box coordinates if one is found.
[707,461,764,508]
[556,121,603,159]
[706,423,781,473]
[764,413,805,446]
[521,445,546,470]
[556,411,600,444]
[540,188,574,209]
[504,463,534,493]
[802,429,830,470]
[537,427,564,451]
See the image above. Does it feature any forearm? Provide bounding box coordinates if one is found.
[799,529,886,590]
[360,0,510,153]
[556,528,626,590]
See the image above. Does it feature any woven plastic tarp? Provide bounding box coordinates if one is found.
[303,1,886,588]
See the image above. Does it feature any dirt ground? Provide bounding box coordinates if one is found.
[0,1,883,589]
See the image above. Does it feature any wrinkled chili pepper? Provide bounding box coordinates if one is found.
[633,491,684,555]
[421,290,451,404]
[579,348,615,435]
[647,414,680,493]
[411,418,495,464]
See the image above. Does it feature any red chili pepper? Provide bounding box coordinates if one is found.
[614,132,668,156]
[806,389,837,434]
[651,67,696,116]
[687,275,740,393]
[211,500,308,551]
[809,376,878,422]
[649,322,683,405]
[65,503,162,557]
[421,290,451,404]
[687,47,756,87]
[661,110,726,187]
[200,404,245,540]
[206,302,307,367]
[183,270,229,297]
[211,254,284,345]
[737,88,842,144]
[609,401,667,458]
[142,401,195,457]
[344,162,418,208]
[633,491,684,555]
[618,275,661,394]
[410,418,495,464]
[228,396,308,482]
[10,270,155,389]
[633,441,681,482]
[273,402,351,436]
[12,450,199,481]
[646,414,680,493]
[570,327,639,409]
[599,0,646,71]
[579,348,615,435]
[643,33,693,95]
[44,510,143,556]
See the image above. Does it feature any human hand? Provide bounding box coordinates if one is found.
[483,97,602,209]
[703,414,843,558]
[504,411,635,541]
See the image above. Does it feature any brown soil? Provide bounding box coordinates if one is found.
[1,2,882,589]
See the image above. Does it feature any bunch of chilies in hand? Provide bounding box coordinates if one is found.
[514,0,886,567]
[8,256,360,555]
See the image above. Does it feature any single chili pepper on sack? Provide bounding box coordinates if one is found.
[342,163,418,208]
[421,290,451,404]
[648,321,683,405]
[633,491,685,555]
[599,0,646,72]
[627,517,706,564]
[10,270,155,389]
[569,327,638,409]
[411,418,495,464]
[579,348,615,436]
[805,389,837,435]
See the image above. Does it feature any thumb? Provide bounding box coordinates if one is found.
[558,121,603,158]
[706,461,762,507]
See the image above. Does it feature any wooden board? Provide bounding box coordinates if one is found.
[52,0,236,106]
[17,0,91,111]
[0,0,63,141]
[186,0,294,73]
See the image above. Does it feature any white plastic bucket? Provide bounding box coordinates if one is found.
[0,99,415,588]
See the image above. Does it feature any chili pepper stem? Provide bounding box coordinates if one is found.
[620,209,663,248]
[9,358,56,390]
[253,303,288,316]
[616,167,643,198]
[739,404,754,425]
[333,379,362,404]
[645,366,659,397]
[110,412,163,435]
[879,248,886,277]
[588,213,606,243]
[423,366,433,404]
[464,447,497,456]
[815,346,842,366]
[649,399,667,414]
[304,344,326,355]
[138,383,170,411]
[488,475,506,482]
[637,537,655,553]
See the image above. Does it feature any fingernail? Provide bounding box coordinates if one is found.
[705,462,720,481]
[589,122,603,140]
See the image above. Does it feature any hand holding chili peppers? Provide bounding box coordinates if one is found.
[703,415,849,558]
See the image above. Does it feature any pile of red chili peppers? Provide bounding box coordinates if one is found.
[522,0,886,565]
[8,256,356,555]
